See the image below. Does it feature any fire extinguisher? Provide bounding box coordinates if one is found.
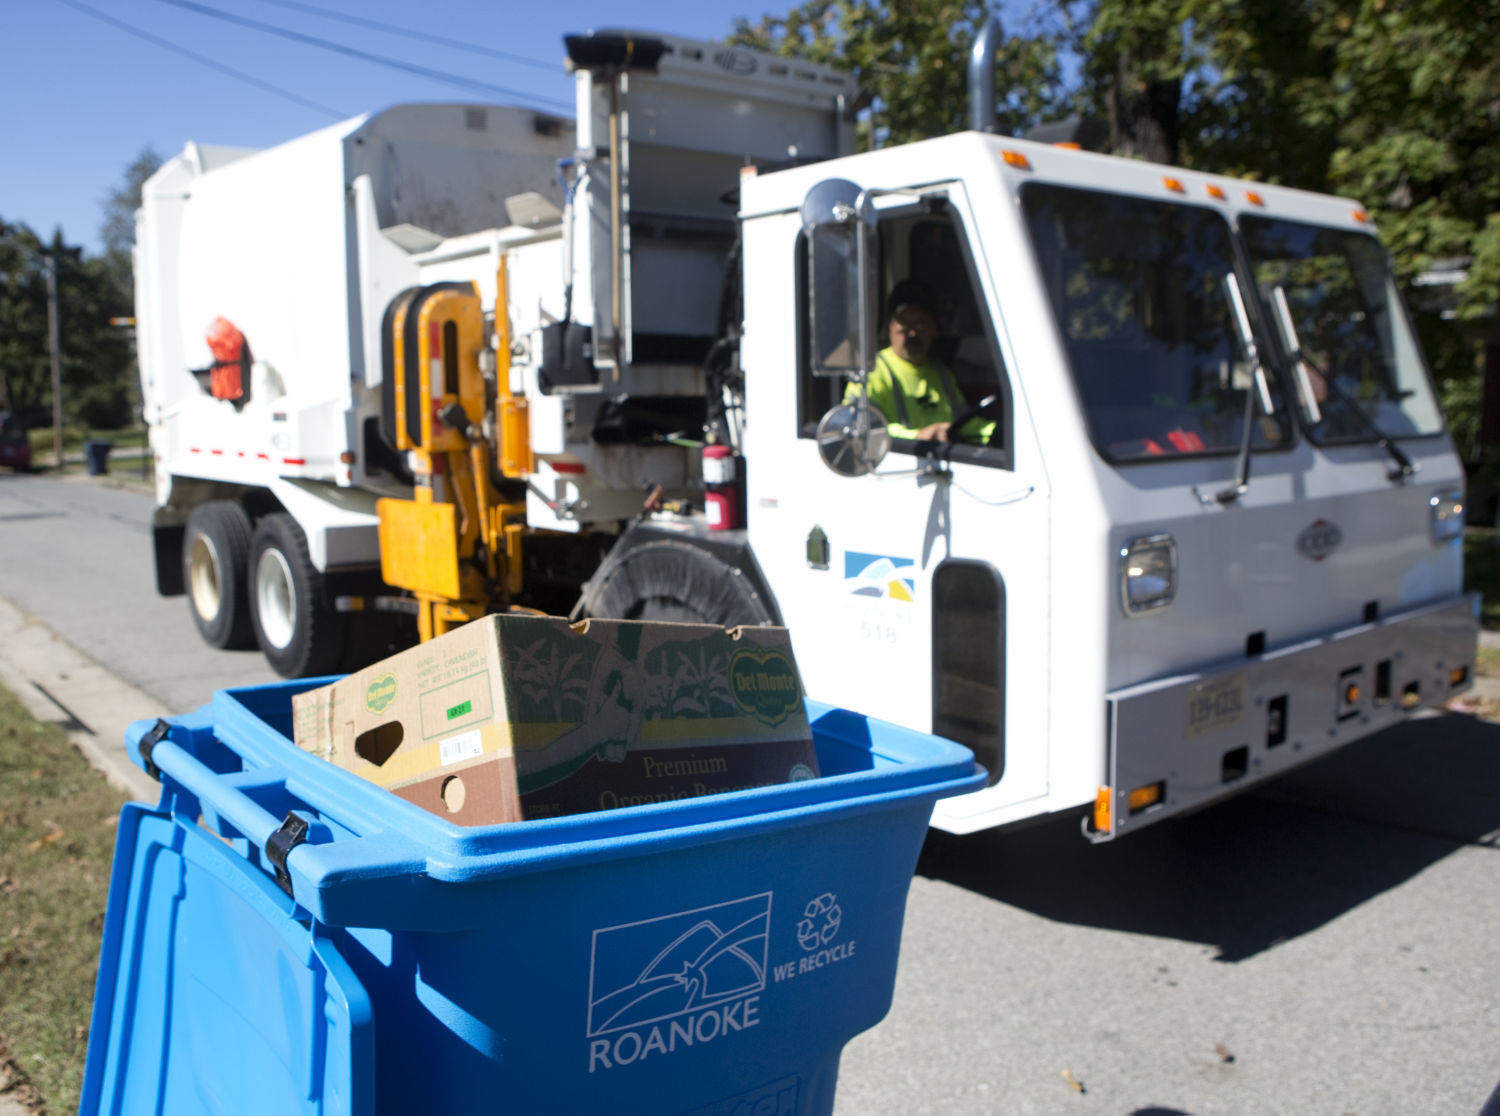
[702,443,739,531]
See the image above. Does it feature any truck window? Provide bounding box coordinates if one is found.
[1021,183,1291,463]
[1240,215,1444,443]
[798,202,1013,467]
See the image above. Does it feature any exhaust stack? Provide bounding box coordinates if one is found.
[968,17,1003,133]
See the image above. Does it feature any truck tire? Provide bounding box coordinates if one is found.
[248,512,348,677]
[587,540,777,628]
[183,501,255,649]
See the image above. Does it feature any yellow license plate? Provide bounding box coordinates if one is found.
[1185,674,1246,739]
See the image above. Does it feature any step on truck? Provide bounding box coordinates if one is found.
[136,24,1478,840]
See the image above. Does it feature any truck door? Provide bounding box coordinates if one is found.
[745,187,1052,815]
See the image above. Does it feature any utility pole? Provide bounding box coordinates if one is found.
[43,254,63,466]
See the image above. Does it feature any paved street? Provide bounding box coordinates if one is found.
[1,469,1498,1114]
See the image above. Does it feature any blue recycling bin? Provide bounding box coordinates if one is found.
[81,680,982,1116]
[82,438,112,475]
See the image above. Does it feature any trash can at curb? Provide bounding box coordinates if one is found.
[82,680,983,1116]
[82,438,112,475]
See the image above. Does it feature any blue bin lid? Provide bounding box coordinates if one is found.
[81,803,372,1116]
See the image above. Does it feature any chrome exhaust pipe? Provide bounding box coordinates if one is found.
[968,16,1003,133]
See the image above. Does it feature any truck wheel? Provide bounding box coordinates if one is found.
[248,513,348,677]
[587,540,776,628]
[183,501,254,649]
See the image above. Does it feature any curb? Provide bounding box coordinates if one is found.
[0,597,161,804]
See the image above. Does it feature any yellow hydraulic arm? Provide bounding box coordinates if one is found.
[376,261,531,641]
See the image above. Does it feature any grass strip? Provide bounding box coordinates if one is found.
[0,684,127,1114]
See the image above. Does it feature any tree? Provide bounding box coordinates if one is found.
[0,221,134,431]
[730,1,1066,148]
[98,147,162,296]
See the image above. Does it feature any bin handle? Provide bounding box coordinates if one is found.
[146,736,313,895]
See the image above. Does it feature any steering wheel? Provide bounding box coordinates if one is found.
[944,393,1002,447]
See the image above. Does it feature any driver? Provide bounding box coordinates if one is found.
[846,279,990,443]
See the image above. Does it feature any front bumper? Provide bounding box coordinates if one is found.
[1095,594,1479,840]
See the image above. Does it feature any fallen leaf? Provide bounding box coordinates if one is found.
[1061,1068,1086,1094]
[26,828,64,853]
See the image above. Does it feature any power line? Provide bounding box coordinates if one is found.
[52,0,347,120]
[148,0,573,112]
[248,0,559,73]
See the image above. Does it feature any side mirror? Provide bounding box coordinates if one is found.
[800,178,877,380]
[815,396,890,477]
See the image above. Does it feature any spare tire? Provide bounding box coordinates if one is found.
[586,539,776,628]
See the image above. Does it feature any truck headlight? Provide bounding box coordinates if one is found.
[1430,490,1464,544]
[1120,534,1177,615]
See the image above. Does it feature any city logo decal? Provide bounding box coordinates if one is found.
[364,673,397,714]
[1296,518,1342,562]
[728,649,803,726]
[587,893,771,1073]
[844,551,917,602]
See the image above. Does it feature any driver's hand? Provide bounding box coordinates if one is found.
[917,422,951,442]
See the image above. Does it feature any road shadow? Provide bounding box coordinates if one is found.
[917,712,1500,962]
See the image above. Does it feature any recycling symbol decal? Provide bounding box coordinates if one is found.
[796,892,841,951]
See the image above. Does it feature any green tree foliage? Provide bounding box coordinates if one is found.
[98,147,162,295]
[731,1,1065,146]
[0,221,134,430]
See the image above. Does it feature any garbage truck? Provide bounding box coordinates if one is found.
[134,25,1478,840]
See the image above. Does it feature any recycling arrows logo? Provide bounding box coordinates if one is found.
[796,893,841,951]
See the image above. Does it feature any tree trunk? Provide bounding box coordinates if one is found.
[1107,51,1181,165]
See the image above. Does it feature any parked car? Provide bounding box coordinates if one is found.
[0,413,32,471]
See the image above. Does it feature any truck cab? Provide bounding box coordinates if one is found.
[739,133,1474,837]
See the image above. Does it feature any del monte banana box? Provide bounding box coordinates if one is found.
[291,615,819,825]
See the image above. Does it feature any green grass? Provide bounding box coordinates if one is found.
[1464,527,1500,629]
[25,426,148,457]
[0,685,127,1114]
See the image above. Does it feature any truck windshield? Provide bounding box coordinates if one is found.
[1240,215,1443,443]
[1021,183,1289,463]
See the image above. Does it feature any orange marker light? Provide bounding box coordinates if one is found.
[1352,208,1371,223]
[1093,787,1112,834]
[1206,184,1227,200]
[1002,149,1032,170]
[1245,190,1265,206]
[1163,176,1185,194]
[1053,141,1082,150]
[1127,781,1164,813]
[1344,683,1362,705]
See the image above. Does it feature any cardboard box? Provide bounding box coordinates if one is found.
[291,615,820,825]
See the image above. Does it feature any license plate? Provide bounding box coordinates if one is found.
[1185,674,1246,739]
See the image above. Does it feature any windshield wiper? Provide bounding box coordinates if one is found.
[1200,273,1275,506]
[1270,286,1415,483]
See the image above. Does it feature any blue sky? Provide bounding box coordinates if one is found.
[0,0,777,255]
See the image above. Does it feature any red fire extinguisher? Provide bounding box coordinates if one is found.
[703,444,738,531]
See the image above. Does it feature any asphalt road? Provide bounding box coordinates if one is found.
[1,469,1497,1114]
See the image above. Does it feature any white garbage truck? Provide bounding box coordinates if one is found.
[135,26,1478,840]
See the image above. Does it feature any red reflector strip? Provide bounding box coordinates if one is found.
[189,447,201,454]
[282,457,307,465]
[428,320,441,354]
[210,449,223,455]
[551,462,586,474]
[256,453,269,460]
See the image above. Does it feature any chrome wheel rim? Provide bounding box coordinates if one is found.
[254,548,296,650]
